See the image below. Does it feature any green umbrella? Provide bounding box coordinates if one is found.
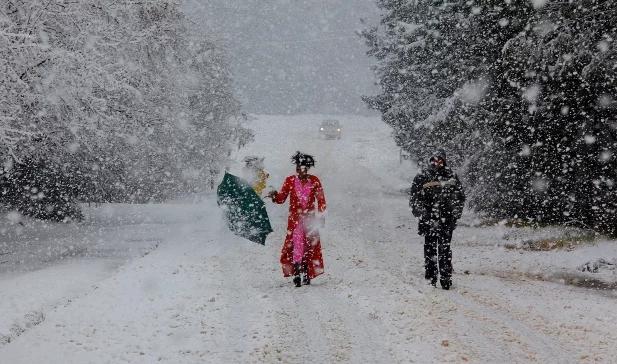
[217,172,273,245]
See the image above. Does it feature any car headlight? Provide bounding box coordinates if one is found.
[337,128,341,131]
[320,128,324,131]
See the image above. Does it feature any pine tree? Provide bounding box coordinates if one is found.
[363,0,532,166]
[364,0,616,235]
[468,0,617,233]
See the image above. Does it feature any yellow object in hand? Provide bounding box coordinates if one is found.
[253,169,269,196]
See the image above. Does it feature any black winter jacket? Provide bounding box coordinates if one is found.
[409,166,465,235]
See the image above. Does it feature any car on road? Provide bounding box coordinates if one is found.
[319,119,342,139]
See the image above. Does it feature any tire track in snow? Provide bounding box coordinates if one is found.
[453,275,615,363]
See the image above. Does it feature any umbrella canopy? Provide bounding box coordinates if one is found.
[217,172,273,245]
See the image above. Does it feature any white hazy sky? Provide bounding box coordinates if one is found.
[184,0,380,115]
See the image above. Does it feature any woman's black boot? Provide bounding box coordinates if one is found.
[302,263,310,285]
[293,264,301,287]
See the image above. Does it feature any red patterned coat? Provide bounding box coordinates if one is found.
[272,174,326,279]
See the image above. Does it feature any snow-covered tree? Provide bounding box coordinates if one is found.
[363,0,532,165]
[364,0,616,235]
[1,0,245,217]
[469,0,617,234]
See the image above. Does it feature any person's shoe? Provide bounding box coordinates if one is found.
[301,263,310,285]
[292,263,302,287]
[426,277,437,287]
[440,279,451,290]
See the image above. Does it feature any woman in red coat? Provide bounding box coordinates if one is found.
[268,152,326,287]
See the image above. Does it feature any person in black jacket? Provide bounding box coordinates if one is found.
[409,150,465,290]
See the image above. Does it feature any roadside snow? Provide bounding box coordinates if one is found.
[579,258,617,274]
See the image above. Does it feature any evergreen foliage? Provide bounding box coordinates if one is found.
[364,0,617,235]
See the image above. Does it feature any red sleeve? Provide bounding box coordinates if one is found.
[314,177,326,213]
[272,176,293,204]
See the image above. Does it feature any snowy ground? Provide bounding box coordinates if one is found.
[1,114,617,363]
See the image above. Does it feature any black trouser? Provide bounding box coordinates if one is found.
[424,228,453,282]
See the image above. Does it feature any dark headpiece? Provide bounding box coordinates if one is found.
[291,151,315,167]
[430,149,447,164]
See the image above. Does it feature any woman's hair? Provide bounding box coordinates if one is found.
[291,151,315,167]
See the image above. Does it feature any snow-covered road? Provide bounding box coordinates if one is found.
[1,115,616,363]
